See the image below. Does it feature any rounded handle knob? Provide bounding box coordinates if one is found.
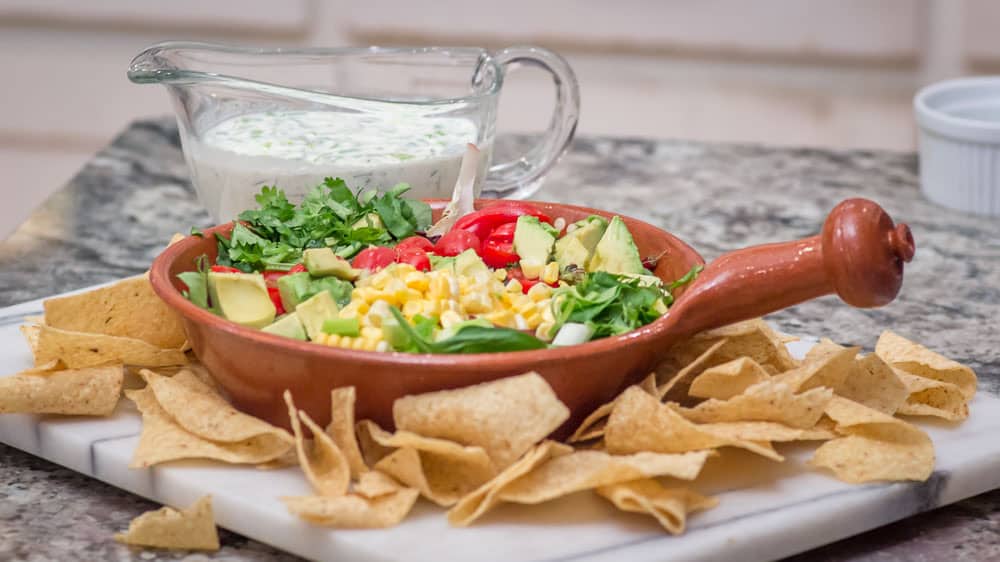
[659,197,915,342]
[821,198,915,307]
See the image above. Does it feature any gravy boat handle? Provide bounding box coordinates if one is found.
[660,198,915,340]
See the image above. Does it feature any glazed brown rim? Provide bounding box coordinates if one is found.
[149,200,705,370]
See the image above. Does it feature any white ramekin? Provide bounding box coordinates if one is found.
[914,76,1000,216]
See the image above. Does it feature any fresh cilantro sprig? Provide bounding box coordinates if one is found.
[215,178,432,272]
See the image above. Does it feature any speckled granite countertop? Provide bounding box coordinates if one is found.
[1,119,997,561]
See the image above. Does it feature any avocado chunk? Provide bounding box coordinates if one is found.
[310,276,354,307]
[513,215,556,279]
[587,216,645,275]
[429,254,456,272]
[352,212,383,231]
[303,248,360,280]
[277,272,312,312]
[454,249,489,278]
[208,271,276,328]
[555,216,607,270]
[262,312,307,340]
[295,291,340,341]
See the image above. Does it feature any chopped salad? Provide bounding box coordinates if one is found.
[179,178,699,354]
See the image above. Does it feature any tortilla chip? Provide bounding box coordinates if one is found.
[168,233,186,246]
[657,339,727,404]
[772,344,858,393]
[142,369,292,446]
[596,479,717,535]
[0,365,123,415]
[114,495,219,551]
[697,421,836,442]
[360,421,496,507]
[605,387,783,461]
[282,488,419,528]
[894,369,969,421]
[568,379,659,443]
[496,449,711,505]
[35,325,187,369]
[836,353,908,415]
[126,387,289,467]
[20,324,40,355]
[689,357,771,400]
[256,449,299,470]
[354,470,403,499]
[447,440,573,526]
[676,380,832,429]
[327,387,368,477]
[664,319,798,374]
[43,276,187,349]
[876,331,977,399]
[808,396,934,483]
[393,372,570,469]
[284,391,350,497]
[568,401,614,443]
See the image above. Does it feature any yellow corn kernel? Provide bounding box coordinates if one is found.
[361,326,383,340]
[460,292,493,314]
[492,268,508,282]
[505,279,523,294]
[428,275,451,300]
[440,309,464,329]
[527,282,552,301]
[403,271,429,292]
[513,314,529,331]
[421,300,442,317]
[536,321,556,340]
[514,299,537,315]
[312,332,329,345]
[396,288,423,304]
[484,310,516,328]
[521,310,541,328]
[354,287,380,303]
[402,300,424,318]
[541,262,560,285]
[325,334,342,347]
[446,299,462,313]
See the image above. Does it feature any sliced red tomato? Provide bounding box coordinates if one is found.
[486,222,517,244]
[267,286,286,315]
[289,263,307,273]
[434,229,481,257]
[452,203,552,241]
[210,265,241,273]
[352,246,396,272]
[396,248,431,271]
[395,236,435,253]
[480,239,519,268]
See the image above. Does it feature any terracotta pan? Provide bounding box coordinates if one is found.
[150,198,915,435]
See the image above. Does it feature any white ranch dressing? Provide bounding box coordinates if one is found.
[188,110,486,220]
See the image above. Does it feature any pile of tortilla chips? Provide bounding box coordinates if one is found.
[2,261,979,544]
[2,273,190,417]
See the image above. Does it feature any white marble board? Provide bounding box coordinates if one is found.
[1,287,999,562]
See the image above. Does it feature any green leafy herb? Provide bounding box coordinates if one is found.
[189,227,204,238]
[552,268,699,339]
[218,178,430,272]
[388,307,546,354]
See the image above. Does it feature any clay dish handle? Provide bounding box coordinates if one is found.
[661,198,915,339]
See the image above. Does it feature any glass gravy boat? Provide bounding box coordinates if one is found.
[128,41,580,221]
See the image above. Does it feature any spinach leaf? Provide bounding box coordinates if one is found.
[177,255,212,310]
[388,307,546,354]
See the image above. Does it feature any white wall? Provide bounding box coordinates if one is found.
[3,0,998,237]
